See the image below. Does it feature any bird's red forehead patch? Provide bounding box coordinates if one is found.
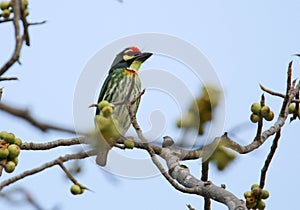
[129,46,140,53]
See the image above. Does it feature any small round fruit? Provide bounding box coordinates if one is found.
[98,100,111,111]
[264,111,274,121]
[22,0,29,8]
[251,184,260,191]
[70,184,82,195]
[2,9,10,19]
[256,200,266,210]
[288,104,295,114]
[13,138,22,147]
[124,139,135,149]
[0,1,10,10]
[102,106,113,117]
[250,113,260,123]
[1,132,15,144]
[5,161,16,173]
[7,144,20,158]
[0,131,8,139]
[0,148,9,159]
[24,8,29,16]
[9,156,18,166]
[251,102,261,115]
[261,190,269,199]
[244,191,252,198]
[260,106,271,118]
[246,196,257,208]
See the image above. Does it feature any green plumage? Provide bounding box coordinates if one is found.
[97,68,141,134]
[95,47,152,166]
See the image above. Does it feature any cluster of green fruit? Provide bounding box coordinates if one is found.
[94,100,121,140]
[250,103,274,123]
[0,131,22,173]
[244,184,269,209]
[70,184,84,195]
[0,0,29,20]
[288,103,300,118]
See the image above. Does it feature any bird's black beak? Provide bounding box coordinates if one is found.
[134,52,152,62]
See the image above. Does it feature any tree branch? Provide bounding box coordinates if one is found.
[259,130,281,189]
[0,102,76,133]
[0,150,95,191]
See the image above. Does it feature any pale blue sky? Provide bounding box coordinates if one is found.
[1,0,300,209]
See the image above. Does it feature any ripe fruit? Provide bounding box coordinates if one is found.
[7,144,20,159]
[246,196,257,209]
[0,1,10,10]
[250,113,260,123]
[251,102,261,114]
[70,184,83,195]
[0,148,9,159]
[124,139,135,149]
[2,8,10,19]
[264,111,274,121]
[260,106,270,118]
[5,161,16,173]
[288,104,295,114]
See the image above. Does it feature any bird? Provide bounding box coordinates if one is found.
[93,46,152,166]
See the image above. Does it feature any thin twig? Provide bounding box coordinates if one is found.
[0,77,18,81]
[187,204,195,210]
[0,0,24,76]
[57,161,89,190]
[259,130,281,189]
[0,150,95,190]
[0,102,76,133]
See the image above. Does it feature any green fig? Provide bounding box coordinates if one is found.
[0,148,9,159]
[0,1,10,10]
[251,102,261,115]
[260,106,271,118]
[251,184,260,191]
[70,184,82,195]
[264,111,274,121]
[8,144,20,159]
[124,139,135,149]
[1,8,10,19]
[244,191,252,198]
[261,190,269,199]
[256,200,266,210]
[5,161,16,173]
[250,113,260,123]
[102,106,113,117]
[98,100,111,111]
[288,104,295,114]
[13,138,22,147]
